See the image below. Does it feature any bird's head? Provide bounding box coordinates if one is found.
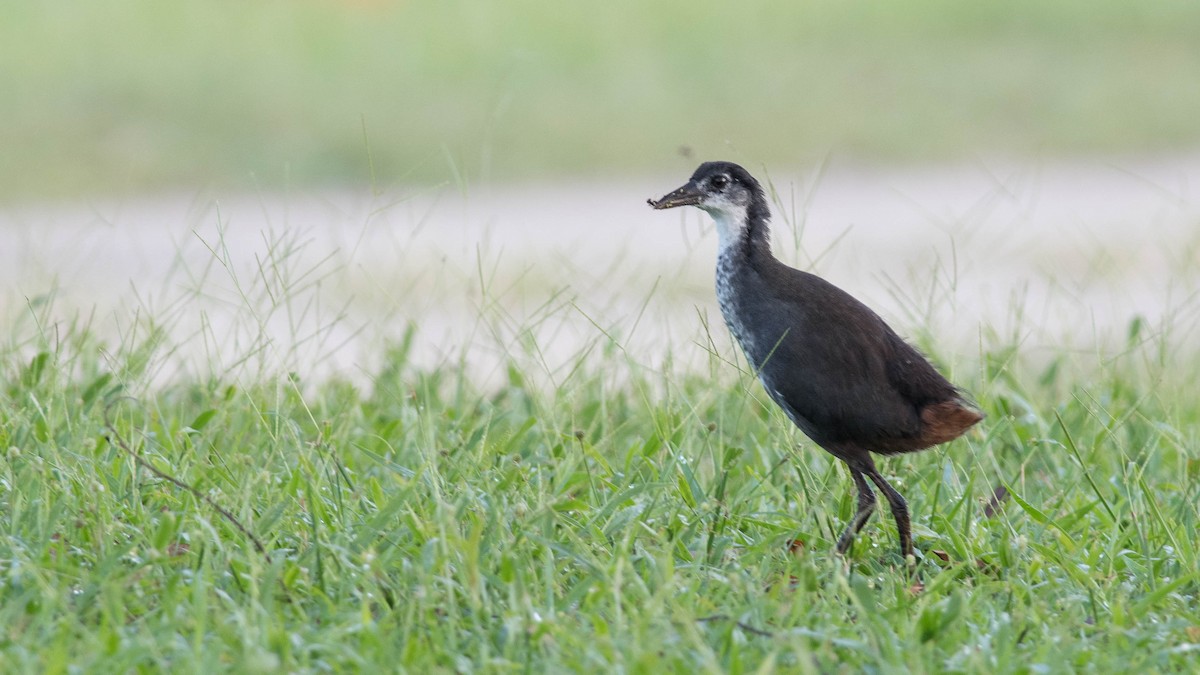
[648,161,768,249]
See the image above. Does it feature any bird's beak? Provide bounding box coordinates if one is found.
[647,182,703,210]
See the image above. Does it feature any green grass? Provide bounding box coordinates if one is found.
[2,228,1198,672]
[4,0,1200,199]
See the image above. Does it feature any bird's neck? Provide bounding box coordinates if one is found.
[711,201,772,260]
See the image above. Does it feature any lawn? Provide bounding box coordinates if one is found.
[3,0,1200,199]
[1,234,1197,672]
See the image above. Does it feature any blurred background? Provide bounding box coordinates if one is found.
[5,0,1200,197]
[2,0,1199,381]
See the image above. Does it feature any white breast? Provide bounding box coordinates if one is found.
[702,202,748,254]
[715,252,758,364]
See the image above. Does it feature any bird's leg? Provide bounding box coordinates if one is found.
[864,467,912,561]
[835,468,876,554]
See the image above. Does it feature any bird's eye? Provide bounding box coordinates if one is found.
[711,175,729,190]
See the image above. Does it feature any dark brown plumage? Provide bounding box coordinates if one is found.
[649,161,982,560]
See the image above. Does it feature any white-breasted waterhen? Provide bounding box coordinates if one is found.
[649,161,982,560]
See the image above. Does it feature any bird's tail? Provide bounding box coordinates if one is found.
[918,399,984,446]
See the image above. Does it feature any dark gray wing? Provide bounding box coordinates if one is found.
[747,262,931,448]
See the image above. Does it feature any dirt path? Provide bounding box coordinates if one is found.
[3,154,1198,385]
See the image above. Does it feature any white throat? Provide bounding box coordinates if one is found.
[703,204,748,253]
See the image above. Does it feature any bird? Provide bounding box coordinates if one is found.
[648,161,982,561]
